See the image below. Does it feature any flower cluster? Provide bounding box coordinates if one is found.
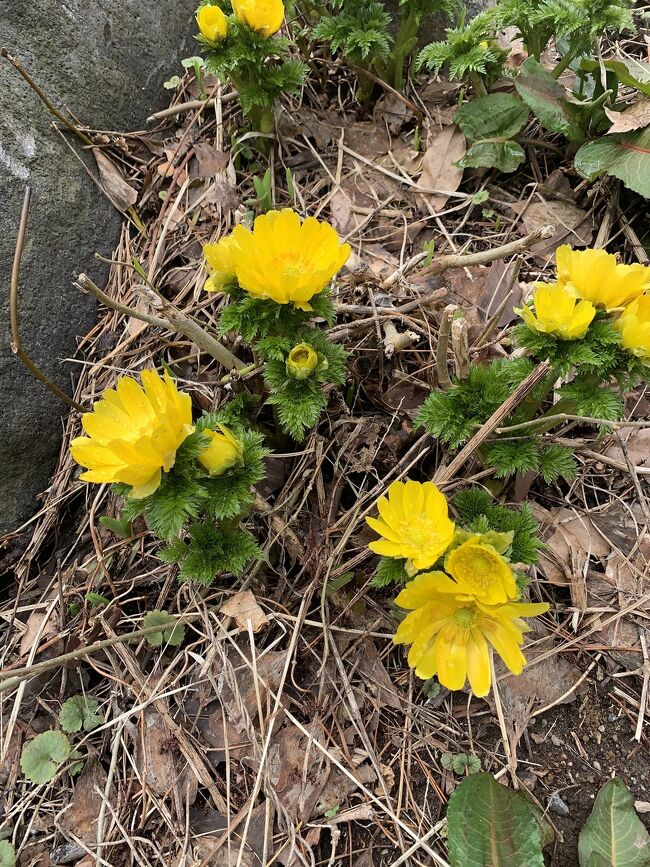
[518,246,650,359]
[366,480,548,697]
[203,209,351,441]
[197,0,285,43]
[71,369,267,585]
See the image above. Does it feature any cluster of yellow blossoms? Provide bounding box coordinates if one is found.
[70,370,241,499]
[520,246,650,360]
[366,480,548,697]
[197,0,285,42]
[203,208,351,310]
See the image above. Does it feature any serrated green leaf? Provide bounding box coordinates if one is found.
[578,778,650,866]
[142,611,186,647]
[515,57,584,142]
[575,128,650,199]
[59,696,102,733]
[0,842,15,867]
[581,57,650,97]
[21,731,72,784]
[447,773,546,866]
[441,752,455,770]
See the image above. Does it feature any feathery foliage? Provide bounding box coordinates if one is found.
[161,521,263,585]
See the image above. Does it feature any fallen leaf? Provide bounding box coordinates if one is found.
[59,758,107,844]
[605,427,650,467]
[19,610,60,657]
[93,149,138,212]
[374,92,411,134]
[220,590,269,633]
[268,722,331,821]
[416,125,466,213]
[192,801,273,867]
[477,260,524,327]
[135,709,197,803]
[193,142,230,177]
[509,197,594,263]
[606,96,650,134]
[357,640,402,710]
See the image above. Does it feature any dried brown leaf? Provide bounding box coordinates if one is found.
[93,149,138,212]
[510,197,594,262]
[416,125,466,213]
[193,142,230,177]
[59,758,107,844]
[220,590,269,633]
[605,97,650,134]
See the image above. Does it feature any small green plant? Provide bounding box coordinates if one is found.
[315,0,452,94]
[417,249,650,486]
[142,611,186,647]
[0,841,16,867]
[197,0,307,133]
[20,731,73,785]
[445,774,649,866]
[441,752,481,775]
[59,696,102,733]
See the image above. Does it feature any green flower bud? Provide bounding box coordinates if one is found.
[286,343,319,380]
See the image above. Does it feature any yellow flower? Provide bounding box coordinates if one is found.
[203,235,241,293]
[556,245,650,311]
[286,342,319,380]
[393,571,549,696]
[232,0,284,36]
[613,294,650,363]
[519,283,595,340]
[198,423,243,475]
[445,536,517,604]
[196,4,229,41]
[228,209,351,310]
[366,480,455,574]
[70,370,194,499]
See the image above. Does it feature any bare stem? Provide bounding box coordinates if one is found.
[10,188,86,412]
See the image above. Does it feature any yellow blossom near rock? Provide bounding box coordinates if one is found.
[366,480,455,575]
[518,283,595,340]
[445,535,517,604]
[613,295,650,363]
[198,423,244,475]
[286,343,319,380]
[70,370,194,499]
[196,4,229,42]
[556,245,650,311]
[222,209,350,310]
[393,571,549,696]
[203,235,241,293]
[232,0,284,36]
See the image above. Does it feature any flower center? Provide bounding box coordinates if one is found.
[401,516,439,551]
[273,252,304,283]
[452,606,477,629]
[456,548,496,590]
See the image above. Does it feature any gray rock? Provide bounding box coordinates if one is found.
[0,0,197,532]
[548,793,571,817]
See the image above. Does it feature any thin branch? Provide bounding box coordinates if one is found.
[381,224,555,289]
[10,188,86,412]
[1,48,93,146]
[147,91,238,124]
[436,305,457,390]
[496,413,650,434]
[75,273,170,330]
[434,361,553,486]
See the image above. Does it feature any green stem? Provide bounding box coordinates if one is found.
[469,71,488,98]
[552,48,577,80]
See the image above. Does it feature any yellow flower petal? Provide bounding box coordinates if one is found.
[434,626,469,692]
[466,629,491,697]
[614,294,650,363]
[556,245,650,310]
[519,282,595,340]
[394,571,457,609]
[196,4,229,41]
[446,537,517,603]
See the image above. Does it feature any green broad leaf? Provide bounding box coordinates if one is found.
[98,515,133,539]
[447,773,546,866]
[515,57,584,143]
[456,93,529,143]
[462,141,526,173]
[326,571,355,596]
[574,128,650,199]
[21,731,72,784]
[59,696,102,733]
[578,778,650,866]
[581,58,650,97]
[0,841,15,867]
[85,591,110,608]
[142,611,186,648]
[163,75,181,90]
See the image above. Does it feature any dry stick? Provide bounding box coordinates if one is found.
[0,618,205,694]
[137,285,246,371]
[146,91,238,124]
[1,48,93,146]
[381,224,555,289]
[10,188,86,412]
[434,360,552,486]
[436,304,458,390]
[497,412,650,434]
[75,273,170,330]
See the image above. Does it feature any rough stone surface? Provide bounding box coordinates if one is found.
[0,0,197,532]
[385,0,493,43]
